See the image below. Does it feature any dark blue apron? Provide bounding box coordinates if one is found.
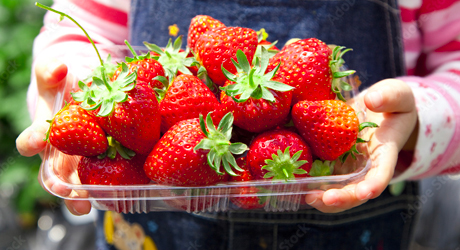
[97,1,418,249]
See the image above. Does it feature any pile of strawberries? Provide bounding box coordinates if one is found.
[43,9,378,210]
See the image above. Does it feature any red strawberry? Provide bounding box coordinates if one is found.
[194,26,258,86]
[187,15,226,51]
[112,47,166,89]
[229,157,267,209]
[46,103,108,156]
[267,38,355,104]
[73,63,161,155]
[158,74,220,133]
[292,100,378,161]
[144,113,247,186]
[247,129,312,180]
[220,49,293,133]
[78,153,150,185]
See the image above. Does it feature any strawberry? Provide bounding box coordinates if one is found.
[144,36,200,80]
[73,62,161,156]
[144,113,247,186]
[292,100,378,161]
[247,129,312,180]
[78,139,150,185]
[78,153,150,185]
[194,26,258,86]
[220,49,293,133]
[46,103,108,156]
[113,42,166,89]
[157,74,220,133]
[267,38,355,104]
[187,15,226,51]
[229,157,267,209]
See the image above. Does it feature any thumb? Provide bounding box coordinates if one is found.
[364,79,415,113]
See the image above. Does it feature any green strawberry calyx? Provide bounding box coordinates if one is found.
[339,121,380,163]
[309,160,335,177]
[194,112,248,176]
[72,62,137,117]
[98,136,136,160]
[83,54,118,83]
[143,36,199,80]
[221,47,294,103]
[262,146,308,181]
[329,46,356,102]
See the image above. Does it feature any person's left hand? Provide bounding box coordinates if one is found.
[304,78,418,213]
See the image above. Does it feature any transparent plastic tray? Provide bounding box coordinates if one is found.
[39,45,372,213]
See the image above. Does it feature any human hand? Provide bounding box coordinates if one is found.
[16,58,92,215]
[304,79,418,213]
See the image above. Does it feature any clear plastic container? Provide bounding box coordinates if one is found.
[39,45,372,213]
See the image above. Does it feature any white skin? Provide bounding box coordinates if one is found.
[16,59,418,215]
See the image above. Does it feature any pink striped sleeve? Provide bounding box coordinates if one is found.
[28,0,129,120]
[393,0,460,181]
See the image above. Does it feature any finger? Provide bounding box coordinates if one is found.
[16,120,49,157]
[355,142,398,200]
[364,79,415,113]
[305,191,367,213]
[35,58,68,91]
[64,199,92,216]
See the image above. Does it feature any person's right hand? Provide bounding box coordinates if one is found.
[16,58,92,215]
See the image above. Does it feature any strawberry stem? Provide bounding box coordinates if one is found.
[35,2,104,67]
[124,40,139,58]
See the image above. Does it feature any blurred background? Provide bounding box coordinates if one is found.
[0,0,96,249]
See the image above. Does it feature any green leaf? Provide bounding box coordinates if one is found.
[259,47,269,73]
[309,160,334,177]
[198,113,209,137]
[205,112,218,134]
[229,143,249,155]
[263,80,294,92]
[143,41,164,55]
[97,99,116,117]
[236,49,250,73]
[260,87,275,102]
[217,112,233,135]
[173,36,182,52]
[221,65,237,82]
[359,122,379,131]
[333,70,356,79]
[222,156,237,176]
[194,138,214,152]
[250,85,263,100]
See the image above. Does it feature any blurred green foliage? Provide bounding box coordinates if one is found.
[0,0,57,220]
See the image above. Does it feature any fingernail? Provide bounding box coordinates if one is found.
[360,192,373,201]
[328,192,339,206]
[307,197,317,205]
[367,91,383,109]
